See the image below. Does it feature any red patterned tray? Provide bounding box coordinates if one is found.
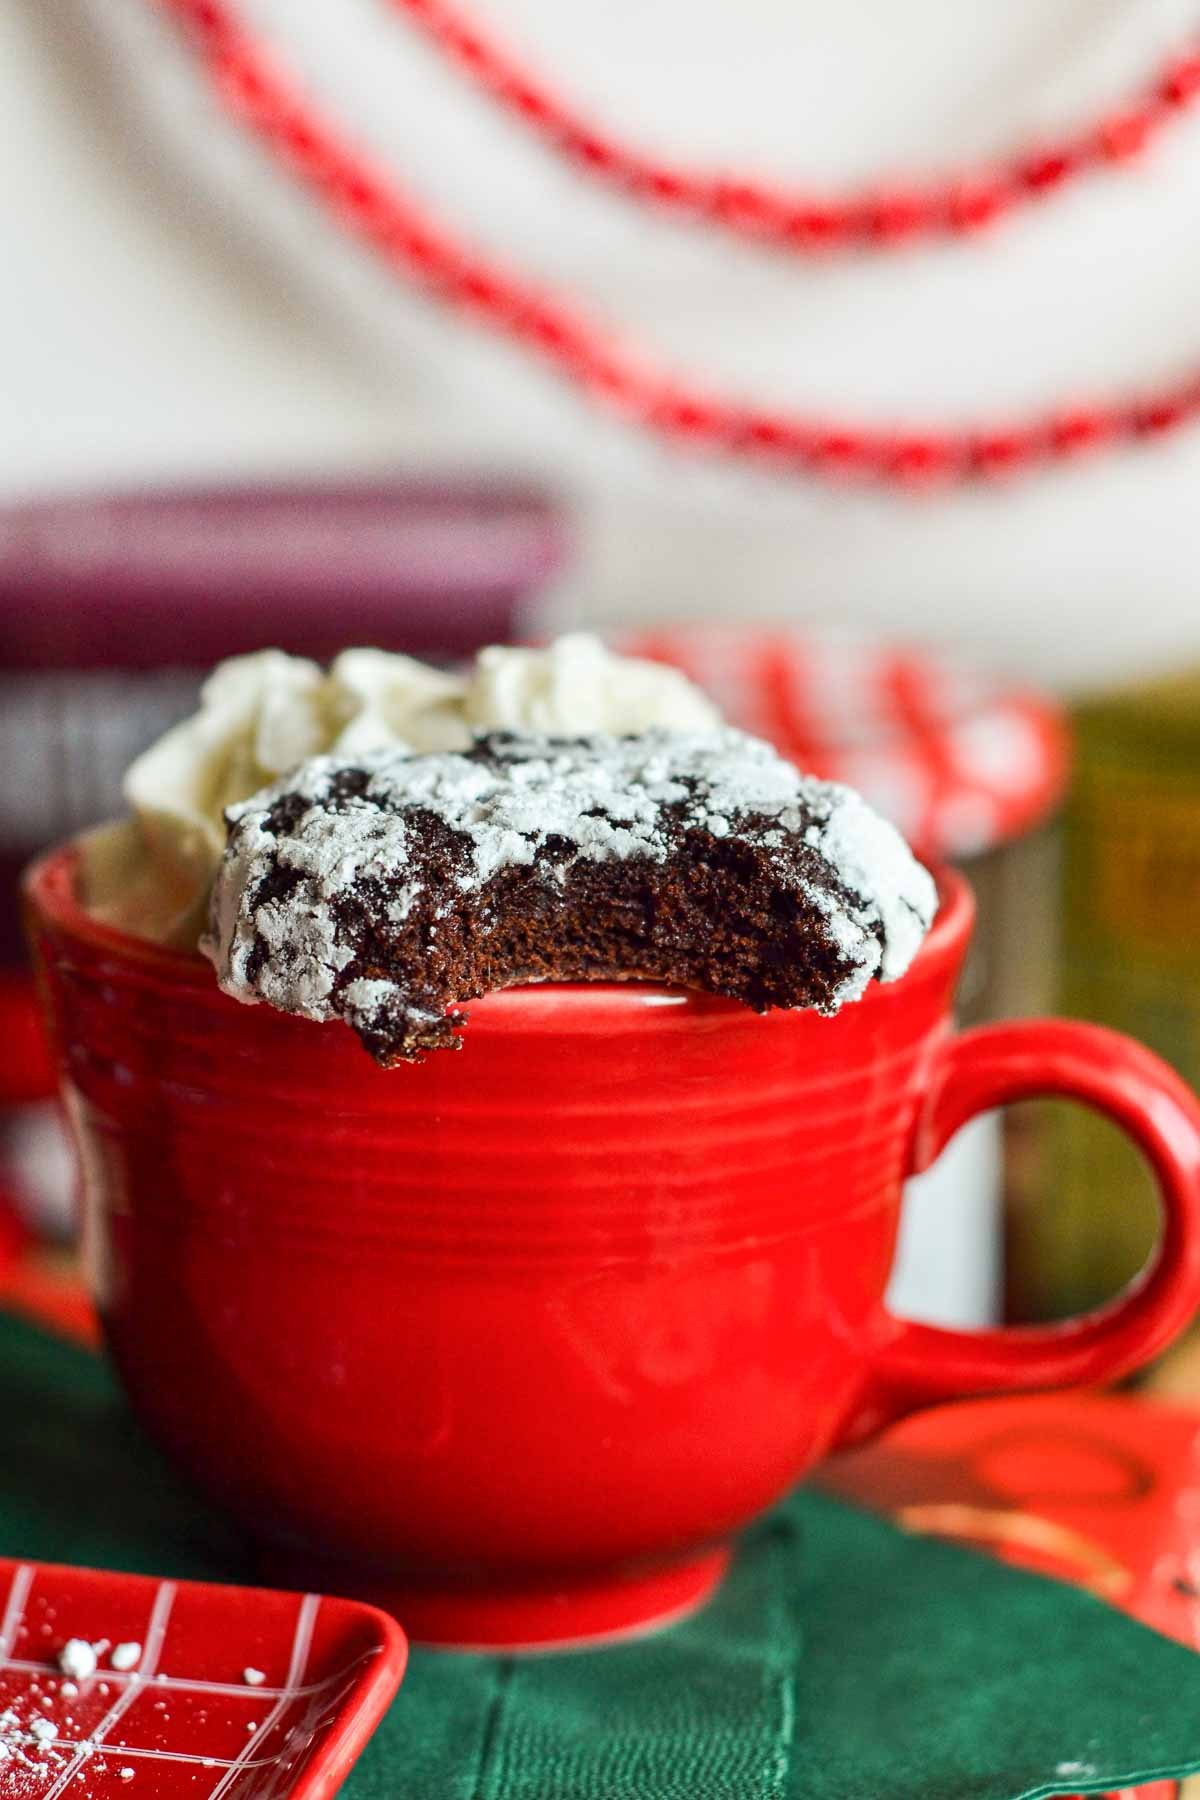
[0,1559,405,1798]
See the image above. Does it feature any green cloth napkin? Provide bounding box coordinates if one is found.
[4,1309,1200,1800]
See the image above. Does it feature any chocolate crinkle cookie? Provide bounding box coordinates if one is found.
[201,728,938,1064]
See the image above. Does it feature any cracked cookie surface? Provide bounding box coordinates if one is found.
[202,728,937,1063]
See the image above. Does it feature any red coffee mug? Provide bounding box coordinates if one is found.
[25,847,1200,1650]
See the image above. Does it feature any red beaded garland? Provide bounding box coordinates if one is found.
[153,0,1200,486]
[387,0,1199,255]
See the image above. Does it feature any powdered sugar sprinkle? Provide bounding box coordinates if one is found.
[203,727,936,1041]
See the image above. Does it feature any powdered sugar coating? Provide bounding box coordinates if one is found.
[202,727,936,1051]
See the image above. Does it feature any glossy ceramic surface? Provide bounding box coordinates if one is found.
[24,847,1200,1649]
[0,1556,405,1798]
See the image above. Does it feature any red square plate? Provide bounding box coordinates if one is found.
[0,1558,406,1799]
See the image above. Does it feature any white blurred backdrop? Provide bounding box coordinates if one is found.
[4,0,1200,689]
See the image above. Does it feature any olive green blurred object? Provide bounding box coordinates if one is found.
[1007,671,1200,1330]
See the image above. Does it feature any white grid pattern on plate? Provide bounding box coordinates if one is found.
[43,1578,177,1797]
[0,1659,374,1774]
[1,1659,352,1705]
[203,1592,318,1800]
[0,1565,34,1660]
[249,1664,367,1800]
[0,1575,372,1799]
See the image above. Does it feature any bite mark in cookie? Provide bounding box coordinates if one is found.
[201,729,937,1063]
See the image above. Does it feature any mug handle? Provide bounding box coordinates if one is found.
[871,1019,1200,1421]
